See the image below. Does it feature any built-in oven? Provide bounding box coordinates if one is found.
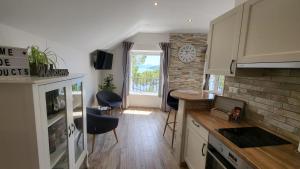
[205,134,253,169]
[206,144,235,169]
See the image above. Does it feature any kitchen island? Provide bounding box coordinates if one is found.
[170,90,214,165]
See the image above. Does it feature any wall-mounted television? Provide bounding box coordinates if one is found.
[91,50,113,70]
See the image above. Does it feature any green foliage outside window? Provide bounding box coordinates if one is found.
[131,54,160,93]
[132,56,159,79]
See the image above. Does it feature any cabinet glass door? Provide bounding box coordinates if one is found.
[71,82,85,163]
[46,87,69,169]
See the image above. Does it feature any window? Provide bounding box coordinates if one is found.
[208,75,225,95]
[129,51,161,96]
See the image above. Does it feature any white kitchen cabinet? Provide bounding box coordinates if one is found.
[0,75,88,169]
[184,115,208,169]
[206,0,300,72]
[238,0,300,64]
[205,5,243,76]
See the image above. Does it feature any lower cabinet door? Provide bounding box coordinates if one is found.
[71,80,87,169]
[39,81,71,169]
[185,127,207,169]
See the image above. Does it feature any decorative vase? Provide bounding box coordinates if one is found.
[29,63,38,76]
[29,63,48,76]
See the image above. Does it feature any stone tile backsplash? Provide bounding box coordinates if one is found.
[169,33,207,90]
[224,69,300,141]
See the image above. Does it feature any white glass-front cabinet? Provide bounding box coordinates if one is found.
[39,77,87,169]
[0,75,88,169]
[71,80,87,169]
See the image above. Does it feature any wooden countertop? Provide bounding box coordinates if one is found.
[170,90,214,101]
[188,110,300,169]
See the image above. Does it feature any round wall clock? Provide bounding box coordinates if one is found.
[178,44,197,63]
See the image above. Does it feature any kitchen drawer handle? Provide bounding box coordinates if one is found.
[230,59,235,74]
[202,143,206,156]
[192,120,200,127]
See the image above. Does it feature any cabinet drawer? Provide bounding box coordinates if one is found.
[185,126,207,169]
[187,115,209,140]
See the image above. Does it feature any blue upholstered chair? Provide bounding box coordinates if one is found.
[86,107,119,154]
[96,91,123,114]
[163,89,179,148]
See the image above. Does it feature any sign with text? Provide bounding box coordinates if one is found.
[0,46,29,77]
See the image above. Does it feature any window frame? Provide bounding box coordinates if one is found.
[208,74,225,95]
[129,50,163,96]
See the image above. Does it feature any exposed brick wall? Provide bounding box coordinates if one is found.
[169,33,207,90]
[224,69,300,141]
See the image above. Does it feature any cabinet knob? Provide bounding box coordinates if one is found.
[71,123,76,134]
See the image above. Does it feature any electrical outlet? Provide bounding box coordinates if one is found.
[229,87,238,94]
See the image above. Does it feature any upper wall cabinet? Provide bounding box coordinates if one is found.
[238,0,300,64]
[206,0,300,74]
[205,5,243,76]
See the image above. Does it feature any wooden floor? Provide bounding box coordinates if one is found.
[84,108,185,169]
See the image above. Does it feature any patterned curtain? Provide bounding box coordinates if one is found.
[160,42,171,112]
[121,41,134,109]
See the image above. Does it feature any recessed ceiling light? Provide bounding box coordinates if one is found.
[188,19,192,22]
[154,2,158,6]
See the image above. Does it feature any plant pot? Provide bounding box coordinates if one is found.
[29,63,38,76]
[30,63,48,76]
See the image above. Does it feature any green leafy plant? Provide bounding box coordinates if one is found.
[28,46,58,68]
[99,74,116,91]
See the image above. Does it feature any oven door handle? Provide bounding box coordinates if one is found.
[207,149,228,169]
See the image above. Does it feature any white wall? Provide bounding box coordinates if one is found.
[127,95,162,108]
[128,33,169,51]
[104,43,124,95]
[102,33,169,108]
[0,23,99,105]
[235,0,248,6]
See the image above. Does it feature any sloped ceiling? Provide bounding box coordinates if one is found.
[0,0,234,51]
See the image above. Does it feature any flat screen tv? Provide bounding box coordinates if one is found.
[91,50,113,69]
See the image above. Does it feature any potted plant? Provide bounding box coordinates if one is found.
[27,46,58,76]
[99,74,116,91]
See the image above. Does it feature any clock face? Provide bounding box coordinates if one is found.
[178,44,197,63]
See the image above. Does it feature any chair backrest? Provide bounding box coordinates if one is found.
[86,107,119,134]
[167,89,179,110]
[96,90,122,106]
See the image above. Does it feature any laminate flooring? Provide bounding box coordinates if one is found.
[84,108,185,169]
